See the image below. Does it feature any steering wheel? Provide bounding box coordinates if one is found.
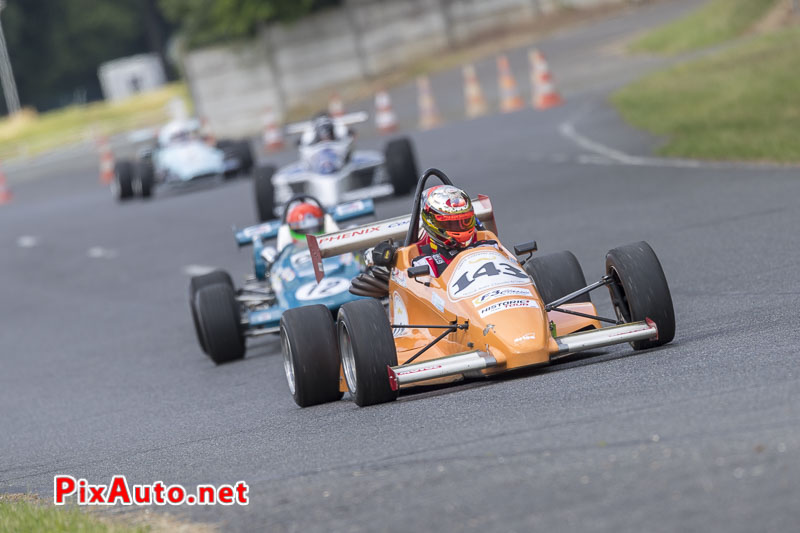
[280,194,326,224]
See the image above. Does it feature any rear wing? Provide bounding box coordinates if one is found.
[308,195,497,282]
[234,199,375,247]
[285,111,369,135]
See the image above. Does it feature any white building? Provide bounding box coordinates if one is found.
[98,53,166,102]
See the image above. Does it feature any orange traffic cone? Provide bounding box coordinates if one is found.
[497,55,524,113]
[417,76,441,131]
[374,90,398,134]
[530,49,563,110]
[462,64,488,118]
[200,117,216,146]
[0,166,12,205]
[328,93,344,118]
[98,137,115,185]
[263,109,285,152]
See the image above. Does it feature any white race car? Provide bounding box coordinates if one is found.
[254,112,418,221]
[112,119,256,202]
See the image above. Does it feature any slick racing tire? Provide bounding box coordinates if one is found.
[280,305,343,408]
[195,282,245,364]
[113,160,135,202]
[189,270,234,354]
[254,165,276,222]
[337,299,398,407]
[605,241,675,350]
[135,161,154,198]
[524,251,590,306]
[234,140,255,175]
[385,137,419,196]
[218,140,254,178]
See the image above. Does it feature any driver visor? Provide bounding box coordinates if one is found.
[434,212,476,232]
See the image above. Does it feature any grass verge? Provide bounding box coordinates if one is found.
[631,0,781,54]
[613,24,800,162]
[0,83,189,159]
[0,496,146,533]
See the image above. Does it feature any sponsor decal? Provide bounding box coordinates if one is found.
[431,292,445,313]
[479,299,538,318]
[447,250,530,300]
[318,225,381,243]
[472,287,534,306]
[334,200,366,216]
[387,219,411,229]
[514,333,536,344]
[290,251,312,269]
[391,268,407,288]
[392,292,409,337]
[242,221,279,238]
[295,277,350,301]
[279,268,296,282]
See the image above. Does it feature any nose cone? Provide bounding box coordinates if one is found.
[473,301,549,358]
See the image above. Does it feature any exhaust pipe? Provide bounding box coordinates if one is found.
[552,318,657,359]
[388,351,498,391]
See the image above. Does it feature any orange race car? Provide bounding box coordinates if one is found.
[279,168,675,407]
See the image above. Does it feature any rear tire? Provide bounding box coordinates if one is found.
[189,270,233,354]
[338,299,398,407]
[280,305,343,407]
[234,140,254,175]
[254,165,276,222]
[524,251,590,305]
[195,283,245,364]
[385,137,418,196]
[113,160,135,201]
[605,241,675,350]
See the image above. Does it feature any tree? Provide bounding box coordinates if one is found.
[158,0,338,47]
[2,0,172,112]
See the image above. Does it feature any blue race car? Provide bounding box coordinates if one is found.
[189,195,374,364]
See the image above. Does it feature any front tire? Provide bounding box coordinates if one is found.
[254,165,276,222]
[524,251,590,305]
[135,161,154,198]
[280,305,343,407]
[113,160,135,201]
[606,241,675,350]
[195,283,245,364]
[385,137,419,196]
[189,270,233,354]
[338,299,398,407]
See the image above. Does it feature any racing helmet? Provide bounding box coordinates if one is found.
[286,202,325,242]
[420,185,476,249]
[313,114,336,142]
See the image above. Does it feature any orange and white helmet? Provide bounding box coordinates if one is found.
[286,202,324,242]
[420,185,476,249]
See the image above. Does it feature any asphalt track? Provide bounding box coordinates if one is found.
[2,1,800,531]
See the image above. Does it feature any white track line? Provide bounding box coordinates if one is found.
[87,246,118,259]
[17,235,39,248]
[183,264,217,276]
[559,118,798,171]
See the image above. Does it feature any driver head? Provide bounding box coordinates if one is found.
[312,113,336,142]
[421,185,477,250]
[286,202,325,242]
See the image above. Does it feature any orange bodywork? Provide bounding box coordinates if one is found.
[339,230,601,392]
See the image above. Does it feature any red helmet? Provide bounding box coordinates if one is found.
[286,202,324,241]
[420,185,476,249]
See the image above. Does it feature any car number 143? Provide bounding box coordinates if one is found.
[448,252,530,299]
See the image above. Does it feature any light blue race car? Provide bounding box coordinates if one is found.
[113,118,258,202]
[188,195,375,364]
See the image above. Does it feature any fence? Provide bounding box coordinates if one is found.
[183,0,626,137]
